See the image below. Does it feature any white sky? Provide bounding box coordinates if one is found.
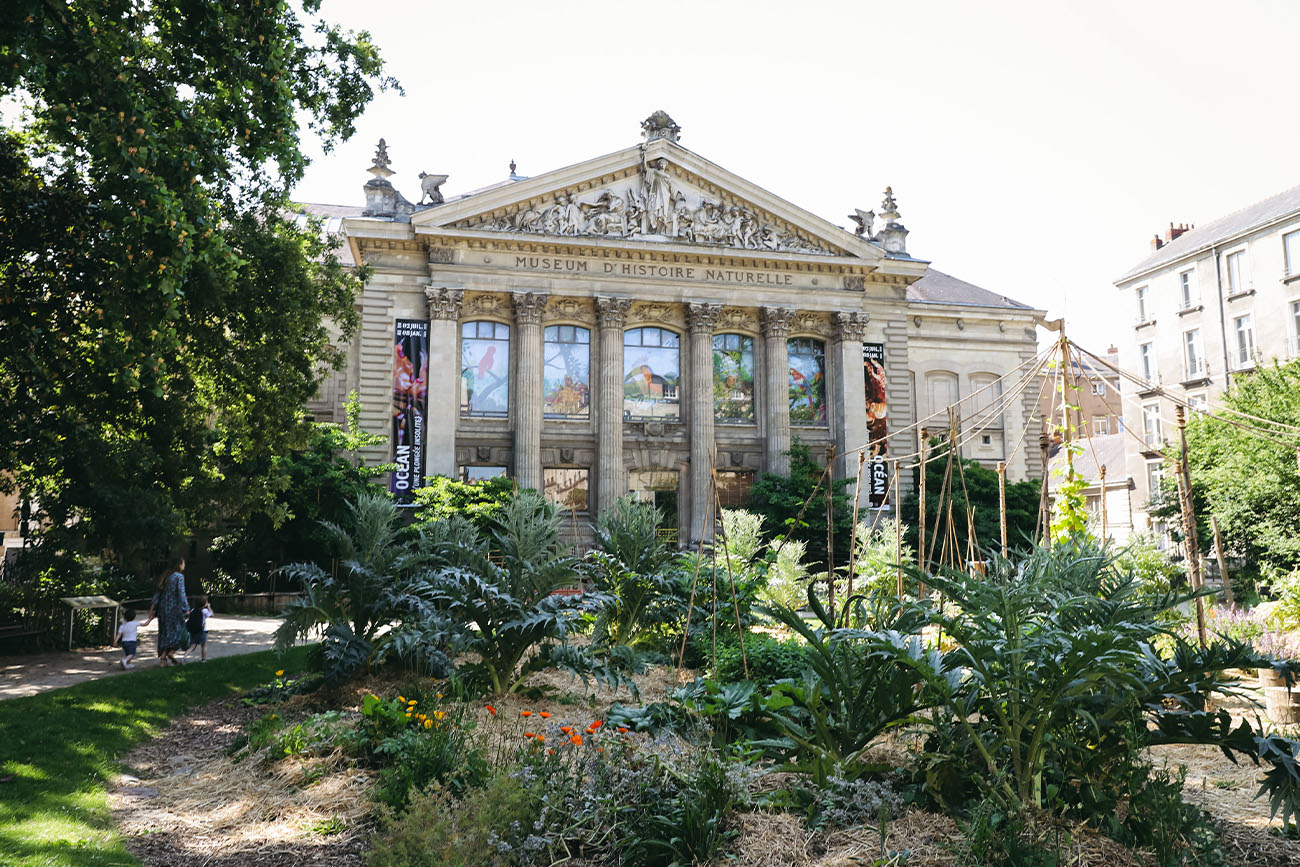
[293,0,1300,352]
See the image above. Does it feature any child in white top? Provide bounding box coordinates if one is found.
[113,608,141,669]
[185,596,214,661]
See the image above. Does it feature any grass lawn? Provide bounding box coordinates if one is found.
[0,645,312,867]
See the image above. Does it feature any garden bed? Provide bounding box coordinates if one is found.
[108,668,1300,867]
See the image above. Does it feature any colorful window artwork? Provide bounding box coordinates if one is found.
[788,337,826,425]
[543,325,591,418]
[461,321,510,417]
[624,327,681,420]
[713,333,755,423]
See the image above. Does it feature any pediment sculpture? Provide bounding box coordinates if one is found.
[463,159,838,256]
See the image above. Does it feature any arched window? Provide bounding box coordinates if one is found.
[788,337,826,425]
[624,326,681,420]
[461,321,510,417]
[713,333,755,423]
[925,371,959,425]
[543,324,591,418]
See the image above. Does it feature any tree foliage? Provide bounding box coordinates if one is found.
[1184,360,1300,572]
[0,1,396,569]
[901,441,1041,559]
[748,440,854,570]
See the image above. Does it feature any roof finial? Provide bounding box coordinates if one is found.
[509,159,517,175]
[372,138,391,171]
[880,186,900,221]
[641,110,681,143]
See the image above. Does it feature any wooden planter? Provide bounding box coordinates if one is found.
[1264,686,1300,725]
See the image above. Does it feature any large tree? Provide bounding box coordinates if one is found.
[1184,361,1300,573]
[0,1,396,570]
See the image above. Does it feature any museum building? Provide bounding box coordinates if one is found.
[304,112,1044,546]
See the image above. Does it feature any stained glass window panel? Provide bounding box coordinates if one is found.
[543,325,591,418]
[461,321,510,417]
[624,327,681,420]
[713,333,755,423]
[788,338,826,425]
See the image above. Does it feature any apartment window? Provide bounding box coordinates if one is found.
[1093,418,1110,436]
[1285,230,1300,277]
[1226,250,1246,294]
[1292,300,1300,356]
[1143,403,1162,447]
[1179,270,1196,309]
[1188,392,1209,412]
[1183,329,1203,378]
[1089,380,1107,397]
[1135,285,1149,321]
[1140,343,1155,382]
[1145,459,1165,503]
[1233,314,1255,367]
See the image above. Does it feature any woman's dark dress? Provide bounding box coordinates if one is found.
[152,571,189,654]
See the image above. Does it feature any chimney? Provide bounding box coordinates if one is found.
[1150,234,1164,252]
[1163,222,1192,244]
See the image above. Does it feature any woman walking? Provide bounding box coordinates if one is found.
[144,557,190,666]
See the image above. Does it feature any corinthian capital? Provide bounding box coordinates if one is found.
[425,287,464,321]
[511,291,549,326]
[595,296,632,329]
[833,311,869,342]
[761,306,796,338]
[686,302,723,334]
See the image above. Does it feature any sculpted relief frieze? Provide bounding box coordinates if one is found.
[545,296,595,324]
[627,301,685,328]
[461,161,838,256]
[463,292,510,320]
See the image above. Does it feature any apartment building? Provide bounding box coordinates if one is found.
[1115,184,1300,530]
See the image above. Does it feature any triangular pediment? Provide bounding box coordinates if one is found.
[411,139,882,261]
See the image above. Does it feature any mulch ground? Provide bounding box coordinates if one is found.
[109,670,1300,866]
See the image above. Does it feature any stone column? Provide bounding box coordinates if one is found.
[687,303,722,544]
[596,297,631,514]
[424,287,464,480]
[762,307,796,476]
[512,292,548,493]
[832,312,870,501]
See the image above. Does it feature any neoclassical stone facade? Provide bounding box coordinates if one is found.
[320,113,1043,545]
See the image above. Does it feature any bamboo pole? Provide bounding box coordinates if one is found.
[847,451,865,599]
[676,473,715,673]
[1175,405,1208,648]
[1099,464,1108,542]
[997,460,1008,558]
[918,428,929,569]
[825,444,836,622]
[711,457,748,679]
[1211,515,1234,607]
[1037,433,1051,548]
[894,460,904,597]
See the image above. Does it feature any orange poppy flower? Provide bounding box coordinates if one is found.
[617,726,629,733]
[547,749,554,755]
[485,705,497,716]
[560,726,572,734]
[589,720,603,729]
[569,735,583,745]
[536,735,545,742]
[524,732,535,738]
[539,712,551,719]
[520,710,532,717]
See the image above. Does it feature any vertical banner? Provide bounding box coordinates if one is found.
[863,343,890,507]
[391,319,430,504]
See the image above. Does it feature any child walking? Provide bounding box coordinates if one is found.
[185,595,214,662]
[113,608,141,669]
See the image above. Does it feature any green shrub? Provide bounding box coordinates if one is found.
[413,474,516,529]
[366,774,539,867]
[713,632,808,686]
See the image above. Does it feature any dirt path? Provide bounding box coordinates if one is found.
[0,614,282,699]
